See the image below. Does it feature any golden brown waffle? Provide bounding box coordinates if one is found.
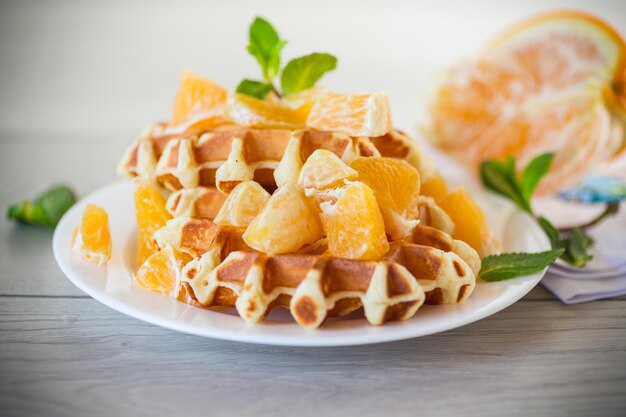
[417,196,455,235]
[166,187,227,219]
[181,250,425,328]
[154,217,248,258]
[117,124,433,193]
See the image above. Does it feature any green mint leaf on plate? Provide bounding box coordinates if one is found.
[236,79,273,99]
[559,228,594,267]
[280,53,337,95]
[247,17,287,81]
[7,185,76,227]
[480,249,564,282]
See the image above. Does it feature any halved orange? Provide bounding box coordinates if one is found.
[429,11,626,193]
[72,204,111,265]
[170,70,229,131]
[135,182,172,267]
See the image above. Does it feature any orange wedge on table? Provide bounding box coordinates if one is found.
[429,11,626,194]
[169,70,229,131]
[72,204,111,266]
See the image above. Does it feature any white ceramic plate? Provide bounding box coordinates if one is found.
[53,180,550,346]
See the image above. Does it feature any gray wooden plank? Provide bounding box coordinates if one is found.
[1,297,625,417]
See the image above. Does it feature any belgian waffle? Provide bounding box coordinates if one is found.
[181,250,426,328]
[117,124,434,193]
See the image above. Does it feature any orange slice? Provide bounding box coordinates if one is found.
[420,174,450,203]
[243,183,323,254]
[170,70,229,131]
[227,93,308,129]
[320,181,389,260]
[298,149,358,190]
[437,188,499,258]
[135,246,192,298]
[135,182,172,267]
[350,157,420,240]
[214,181,271,227]
[306,92,392,136]
[72,204,111,265]
[429,11,626,193]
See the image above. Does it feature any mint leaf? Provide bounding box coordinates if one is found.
[7,185,76,227]
[480,158,528,212]
[520,153,553,203]
[560,228,594,267]
[537,216,560,248]
[247,17,286,81]
[280,53,337,95]
[236,79,273,99]
[480,249,564,282]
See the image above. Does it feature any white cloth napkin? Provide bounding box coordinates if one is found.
[538,202,626,303]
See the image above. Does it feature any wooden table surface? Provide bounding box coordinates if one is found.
[2,1,626,416]
[2,131,626,417]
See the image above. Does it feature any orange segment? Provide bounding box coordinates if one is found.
[437,188,499,258]
[135,246,192,298]
[320,181,389,260]
[135,182,172,267]
[350,157,420,240]
[170,70,229,131]
[306,92,392,136]
[298,149,358,190]
[214,181,271,227]
[243,183,323,254]
[429,12,626,193]
[420,174,450,202]
[72,204,111,265]
[227,93,308,129]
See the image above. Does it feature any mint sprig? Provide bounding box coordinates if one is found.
[7,185,76,227]
[480,249,564,282]
[478,152,595,279]
[237,16,337,99]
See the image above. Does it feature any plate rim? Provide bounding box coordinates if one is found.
[53,180,550,347]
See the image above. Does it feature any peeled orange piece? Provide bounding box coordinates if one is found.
[437,188,499,258]
[243,183,323,254]
[135,246,192,298]
[350,157,420,240]
[135,182,172,267]
[320,181,389,260]
[298,149,358,190]
[307,92,392,136]
[429,11,626,193]
[170,70,229,131]
[214,181,270,227]
[420,174,450,203]
[227,93,308,129]
[72,204,111,266]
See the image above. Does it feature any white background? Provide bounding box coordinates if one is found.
[1,0,625,133]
